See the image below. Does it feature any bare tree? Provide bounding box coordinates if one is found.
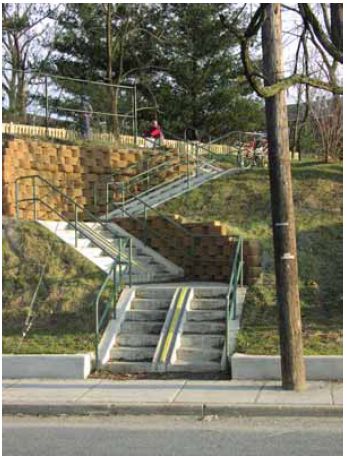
[2,3,57,119]
[310,95,343,162]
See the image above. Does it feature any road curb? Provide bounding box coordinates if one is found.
[3,403,342,418]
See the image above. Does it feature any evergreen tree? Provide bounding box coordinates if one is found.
[152,4,264,137]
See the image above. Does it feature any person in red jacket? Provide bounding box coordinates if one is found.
[144,120,164,148]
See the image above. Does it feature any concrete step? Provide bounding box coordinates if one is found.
[186,310,225,322]
[125,310,167,322]
[116,333,160,347]
[180,335,224,349]
[40,221,70,232]
[167,361,222,373]
[79,247,104,258]
[136,288,176,299]
[121,321,163,334]
[193,287,228,299]
[190,299,226,310]
[60,234,93,248]
[183,321,225,335]
[93,256,114,271]
[177,347,222,362]
[132,299,171,310]
[110,346,156,362]
[104,361,153,374]
[136,255,155,265]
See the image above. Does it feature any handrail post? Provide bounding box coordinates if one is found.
[15,180,20,220]
[128,238,133,286]
[186,143,190,188]
[133,80,137,146]
[32,176,37,220]
[74,204,78,248]
[226,299,230,356]
[232,278,237,320]
[45,75,49,138]
[240,237,244,287]
[95,299,99,371]
[113,262,117,318]
[122,182,126,216]
[144,204,148,244]
[195,142,199,177]
[106,183,109,222]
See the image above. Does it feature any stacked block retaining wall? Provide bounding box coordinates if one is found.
[2,138,172,220]
[113,216,262,284]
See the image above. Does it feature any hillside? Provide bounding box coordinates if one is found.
[2,218,105,354]
[162,160,343,354]
[2,160,342,355]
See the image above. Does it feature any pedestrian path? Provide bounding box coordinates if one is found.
[2,379,342,417]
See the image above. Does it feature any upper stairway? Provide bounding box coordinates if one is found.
[102,137,242,220]
[107,165,232,219]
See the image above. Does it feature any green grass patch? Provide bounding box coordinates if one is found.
[3,332,95,354]
[3,218,107,354]
[162,160,343,355]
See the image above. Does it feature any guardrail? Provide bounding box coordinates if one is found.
[226,236,244,357]
[95,259,127,370]
[14,175,132,259]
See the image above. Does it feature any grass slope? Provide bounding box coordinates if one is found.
[3,219,106,354]
[162,160,343,355]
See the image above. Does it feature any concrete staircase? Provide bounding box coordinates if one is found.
[168,287,228,373]
[105,287,176,373]
[38,221,183,284]
[99,284,247,376]
[107,166,237,219]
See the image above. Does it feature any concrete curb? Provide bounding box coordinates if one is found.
[231,354,343,381]
[3,403,342,418]
[2,354,92,379]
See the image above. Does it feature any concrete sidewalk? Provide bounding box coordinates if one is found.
[2,379,343,417]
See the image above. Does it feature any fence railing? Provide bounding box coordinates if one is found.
[2,68,137,143]
[2,122,241,155]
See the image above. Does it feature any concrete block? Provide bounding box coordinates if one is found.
[231,354,343,381]
[2,354,92,379]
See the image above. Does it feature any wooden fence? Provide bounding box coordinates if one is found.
[2,122,235,155]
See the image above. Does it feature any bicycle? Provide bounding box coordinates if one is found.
[236,143,268,169]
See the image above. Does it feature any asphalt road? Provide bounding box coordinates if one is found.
[2,415,343,456]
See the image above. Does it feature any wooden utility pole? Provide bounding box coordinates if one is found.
[261,4,306,390]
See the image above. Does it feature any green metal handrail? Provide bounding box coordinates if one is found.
[226,236,244,357]
[14,175,133,261]
[14,174,134,372]
[95,255,128,370]
[108,146,199,205]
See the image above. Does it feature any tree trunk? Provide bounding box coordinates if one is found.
[106,4,119,139]
[262,3,306,391]
[330,4,343,54]
[291,85,303,157]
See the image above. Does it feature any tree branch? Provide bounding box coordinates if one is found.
[298,4,343,63]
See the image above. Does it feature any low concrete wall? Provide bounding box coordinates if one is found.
[3,354,92,379]
[231,354,343,381]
